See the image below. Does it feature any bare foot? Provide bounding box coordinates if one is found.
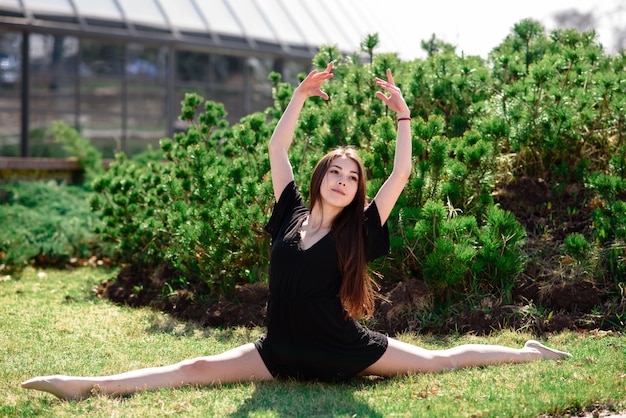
[21,375,96,401]
[524,340,572,359]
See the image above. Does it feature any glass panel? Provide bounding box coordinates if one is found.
[159,0,206,31]
[22,0,73,14]
[172,49,209,129]
[172,53,306,125]
[173,52,248,123]
[176,49,209,84]
[117,0,166,27]
[279,1,327,46]
[195,0,242,36]
[0,32,21,156]
[280,60,309,86]
[228,0,275,41]
[72,0,122,20]
[206,55,245,122]
[28,34,79,157]
[79,39,124,158]
[247,56,274,114]
[125,44,167,155]
[254,0,304,45]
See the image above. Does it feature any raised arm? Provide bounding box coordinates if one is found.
[372,69,412,224]
[268,62,334,201]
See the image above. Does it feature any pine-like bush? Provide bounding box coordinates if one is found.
[88,47,527,308]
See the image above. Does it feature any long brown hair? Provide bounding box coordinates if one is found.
[309,147,377,320]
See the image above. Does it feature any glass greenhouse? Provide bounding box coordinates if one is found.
[0,0,396,158]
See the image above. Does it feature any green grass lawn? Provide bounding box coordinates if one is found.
[1,267,624,417]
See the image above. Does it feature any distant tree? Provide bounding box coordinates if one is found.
[421,34,456,57]
[360,33,379,63]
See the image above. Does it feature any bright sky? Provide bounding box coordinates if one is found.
[369,0,624,59]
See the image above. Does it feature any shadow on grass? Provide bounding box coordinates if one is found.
[144,311,264,343]
[229,378,391,417]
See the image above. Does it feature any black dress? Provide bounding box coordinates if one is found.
[254,181,390,381]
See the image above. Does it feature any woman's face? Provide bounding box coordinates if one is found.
[319,156,360,209]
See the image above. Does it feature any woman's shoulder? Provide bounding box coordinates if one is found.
[275,180,307,209]
[276,180,298,202]
[266,181,307,237]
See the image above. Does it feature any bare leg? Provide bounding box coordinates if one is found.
[21,343,272,401]
[361,338,571,376]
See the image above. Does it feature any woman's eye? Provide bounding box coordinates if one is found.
[350,176,358,182]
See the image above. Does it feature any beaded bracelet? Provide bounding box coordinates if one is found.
[398,117,411,122]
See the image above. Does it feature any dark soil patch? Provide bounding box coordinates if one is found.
[98,263,268,329]
[96,176,625,336]
[97,265,621,336]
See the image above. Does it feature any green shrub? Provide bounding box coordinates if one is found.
[473,205,526,300]
[0,23,622,331]
[87,51,527,307]
[586,173,626,282]
[563,233,591,262]
[90,95,275,295]
[0,181,106,271]
[84,25,622,315]
[49,120,105,184]
[489,20,623,184]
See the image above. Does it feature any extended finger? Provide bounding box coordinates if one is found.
[386,68,395,85]
[376,80,400,94]
[375,91,389,102]
[316,68,334,80]
[375,76,396,87]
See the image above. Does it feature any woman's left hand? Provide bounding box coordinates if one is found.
[375,69,410,118]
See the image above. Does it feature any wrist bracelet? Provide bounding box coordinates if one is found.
[398,117,411,122]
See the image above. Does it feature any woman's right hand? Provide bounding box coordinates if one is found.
[375,68,410,118]
[295,62,334,100]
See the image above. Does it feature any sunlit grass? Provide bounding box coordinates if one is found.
[1,267,624,417]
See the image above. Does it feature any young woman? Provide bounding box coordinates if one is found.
[21,63,571,401]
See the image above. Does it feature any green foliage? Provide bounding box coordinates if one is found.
[0,123,111,272]
[89,43,529,307]
[400,198,525,305]
[360,33,380,63]
[473,206,526,299]
[563,233,591,262]
[49,121,105,184]
[0,181,106,271]
[489,19,625,184]
[421,34,457,57]
[91,94,274,295]
[8,23,620,319]
[585,173,626,281]
[404,52,491,138]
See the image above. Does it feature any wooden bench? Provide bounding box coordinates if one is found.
[0,157,86,184]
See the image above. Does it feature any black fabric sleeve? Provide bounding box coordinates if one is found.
[265,181,304,241]
[363,200,390,262]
